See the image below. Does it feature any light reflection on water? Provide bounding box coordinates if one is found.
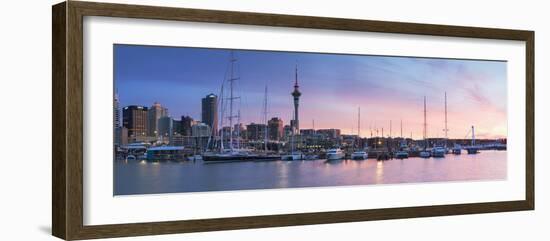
[114,150,507,195]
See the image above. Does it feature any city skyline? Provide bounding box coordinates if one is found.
[115,44,507,139]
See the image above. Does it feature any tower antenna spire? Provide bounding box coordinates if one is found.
[291,62,302,135]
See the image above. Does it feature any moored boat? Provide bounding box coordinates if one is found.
[203,149,281,162]
[394,151,409,159]
[146,146,186,162]
[431,146,446,158]
[281,151,304,161]
[465,146,479,154]
[464,125,480,155]
[395,139,409,159]
[187,154,203,161]
[452,144,462,155]
[419,96,431,159]
[377,152,391,161]
[326,149,345,161]
[419,150,431,158]
[351,151,368,160]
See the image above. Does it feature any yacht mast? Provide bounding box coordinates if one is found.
[228,51,239,152]
[443,92,449,148]
[236,109,241,150]
[471,125,476,146]
[218,76,225,151]
[424,96,428,148]
[444,92,448,138]
[400,119,403,138]
[357,107,361,137]
[263,85,268,153]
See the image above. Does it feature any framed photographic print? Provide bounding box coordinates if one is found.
[52,1,534,240]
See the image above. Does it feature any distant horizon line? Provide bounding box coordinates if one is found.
[117,100,507,140]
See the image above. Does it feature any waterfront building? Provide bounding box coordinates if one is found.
[114,126,128,146]
[303,133,331,149]
[300,129,315,136]
[291,65,301,134]
[201,93,218,136]
[283,125,293,139]
[172,119,182,135]
[342,134,359,147]
[190,123,211,151]
[158,116,173,137]
[246,123,267,141]
[219,126,231,141]
[114,92,120,128]
[268,117,284,141]
[191,122,212,137]
[317,129,341,140]
[122,105,148,141]
[170,134,190,147]
[147,102,168,137]
[234,123,246,139]
[180,115,193,136]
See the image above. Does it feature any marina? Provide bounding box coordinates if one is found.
[113,46,508,195]
[115,150,507,195]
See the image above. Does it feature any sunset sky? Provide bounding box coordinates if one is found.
[115,44,507,140]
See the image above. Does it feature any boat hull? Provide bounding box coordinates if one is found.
[350,153,368,160]
[377,152,391,161]
[419,151,431,158]
[281,154,303,161]
[203,153,280,162]
[327,153,345,161]
[395,152,409,159]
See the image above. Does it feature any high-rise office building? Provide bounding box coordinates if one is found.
[114,126,128,146]
[181,115,194,136]
[191,123,212,137]
[122,105,148,140]
[201,94,218,136]
[147,102,168,137]
[300,129,316,136]
[268,117,284,141]
[246,123,267,141]
[172,119,182,135]
[114,93,120,128]
[158,116,173,137]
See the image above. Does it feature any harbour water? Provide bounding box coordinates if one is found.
[114,150,506,195]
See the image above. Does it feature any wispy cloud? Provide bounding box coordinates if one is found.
[116,45,507,139]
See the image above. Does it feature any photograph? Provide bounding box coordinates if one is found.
[113,44,508,195]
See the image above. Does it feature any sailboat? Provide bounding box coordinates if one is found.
[394,119,409,159]
[351,107,368,160]
[255,85,281,161]
[464,125,480,154]
[431,92,447,158]
[451,144,462,154]
[203,52,275,162]
[419,96,431,158]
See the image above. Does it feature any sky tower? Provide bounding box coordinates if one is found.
[291,64,302,134]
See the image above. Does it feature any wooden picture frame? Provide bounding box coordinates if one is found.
[52,1,534,240]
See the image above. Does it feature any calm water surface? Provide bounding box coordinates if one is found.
[114,151,507,195]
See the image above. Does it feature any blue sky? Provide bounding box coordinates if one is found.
[115,44,507,139]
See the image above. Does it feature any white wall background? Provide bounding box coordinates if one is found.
[0,0,547,240]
